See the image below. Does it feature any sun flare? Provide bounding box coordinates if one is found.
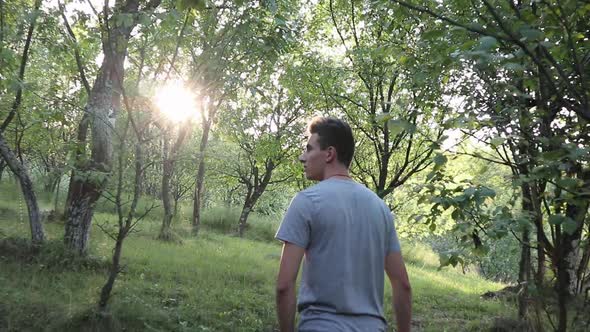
[154,82,198,123]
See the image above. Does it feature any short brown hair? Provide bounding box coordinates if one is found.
[308,117,355,168]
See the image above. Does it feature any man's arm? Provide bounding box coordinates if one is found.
[385,251,412,332]
[276,242,305,332]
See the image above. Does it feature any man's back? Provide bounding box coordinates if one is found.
[276,178,400,331]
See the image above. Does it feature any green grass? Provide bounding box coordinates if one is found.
[0,183,516,331]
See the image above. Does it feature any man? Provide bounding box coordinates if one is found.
[275,117,412,332]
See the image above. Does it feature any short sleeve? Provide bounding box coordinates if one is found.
[275,193,313,249]
[386,211,401,253]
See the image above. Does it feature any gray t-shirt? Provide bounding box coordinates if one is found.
[275,178,400,331]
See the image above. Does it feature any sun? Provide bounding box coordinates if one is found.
[154,81,198,123]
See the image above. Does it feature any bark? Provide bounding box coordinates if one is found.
[0,132,44,244]
[64,113,89,220]
[158,125,190,240]
[0,159,5,181]
[159,157,174,239]
[536,217,546,286]
[518,228,531,319]
[64,0,161,254]
[98,231,124,311]
[191,118,212,236]
[238,198,254,238]
[528,183,547,288]
[53,176,61,212]
[554,170,589,331]
[577,242,590,297]
[237,164,273,237]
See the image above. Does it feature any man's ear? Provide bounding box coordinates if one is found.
[325,146,337,163]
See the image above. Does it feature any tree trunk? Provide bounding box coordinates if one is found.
[0,132,44,244]
[238,199,254,237]
[0,159,6,181]
[554,185,588,331]
[158,158,174,240]
[556,250,569,332]
[238,185,268,237]
[518,228,531,319]
[191,157,206,235]
[191,112,213,236]
[53,175,61,212]
[64,114,90,220]
[64,175,102,253]
[64,0,152,254]
[64,103,117,254]
[98,231,124,311]
[157,124,190,240]
[536,218,546,287]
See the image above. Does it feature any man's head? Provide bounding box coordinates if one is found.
[299,117,355,181]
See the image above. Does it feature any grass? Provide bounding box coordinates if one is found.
[0,182,516,331]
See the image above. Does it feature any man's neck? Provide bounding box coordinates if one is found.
[322,166,351,181]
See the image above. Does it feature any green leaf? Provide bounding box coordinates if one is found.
[478,36,497,50]
[375,113,392,123]
[429,223,436,232]
[548,214,569,225]
[464,187,476,197]
[503,62,525,72]
[178,0,207,11]
[387,119,415,136]
[541,150,565,161]
[562,218,579,235]
[519,28,544,41]
[433,153,447,166]
[490,136,506,148]
[468,23,484,31]
[473,245,489,257]
[266,0,278,14]
[568,147,589,159]
[439,253,450,268]
[556,178,578,189]
[426,170,437,182]
[478,187,496,198]
[274,15,287,28]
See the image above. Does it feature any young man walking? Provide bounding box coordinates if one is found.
[275,117,412,332]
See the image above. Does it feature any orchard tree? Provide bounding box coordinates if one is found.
[393,0,590,329]
[186,0,302,235]
[64,0,162,255]
[219,64,305,236]
[0,0,45,244]
[302,0,454,198]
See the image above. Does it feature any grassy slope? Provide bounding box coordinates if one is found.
[0,185,515,331]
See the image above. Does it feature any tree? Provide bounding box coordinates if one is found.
[64,0,162,255]
[303,0,453,198]
[219,65,305,236]
[0,0,44,244]
[187,0,301,235]
[97,91,154,312]
[157,121,191,241]
[392,0,590,329]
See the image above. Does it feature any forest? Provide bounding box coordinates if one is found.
[0,0,588,331]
